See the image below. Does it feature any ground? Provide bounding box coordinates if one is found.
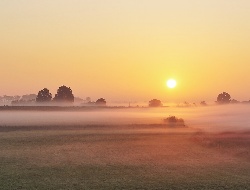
[0,124,249,190]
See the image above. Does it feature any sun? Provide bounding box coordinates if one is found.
[166,79,177,88]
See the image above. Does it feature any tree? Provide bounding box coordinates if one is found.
[149,99,163,107]
[217,92,231,104]
[54,85,74,103]
[36,88,52,102]
[96,98,106,106]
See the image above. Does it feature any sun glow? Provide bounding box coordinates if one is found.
[167,79,177,88]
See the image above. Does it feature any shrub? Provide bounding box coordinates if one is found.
[163,116,186,127]
[149,99,163,107]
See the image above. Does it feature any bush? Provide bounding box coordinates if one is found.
[163,116,186,127]
[149,99,163,107]
[96,98,107,106]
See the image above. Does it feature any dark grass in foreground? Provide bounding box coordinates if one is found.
[0,125,249,190]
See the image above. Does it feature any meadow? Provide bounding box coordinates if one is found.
[0,105,249,189]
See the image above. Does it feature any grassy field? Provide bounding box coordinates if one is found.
[0,124,249,190]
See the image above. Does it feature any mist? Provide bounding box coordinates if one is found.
[1,105,250,189]
[1,104,250,132]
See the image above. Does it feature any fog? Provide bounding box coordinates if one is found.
[1,105,250,189]
[0,104,250,132]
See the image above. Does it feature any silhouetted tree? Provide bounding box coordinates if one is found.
[149,99,163,107]
[217,92,231,104]
[36,88,52,102]
[54,85,74,103]
[96,98,106,106]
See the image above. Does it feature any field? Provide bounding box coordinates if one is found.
[0,106,250,189]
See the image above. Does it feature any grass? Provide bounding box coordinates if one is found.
[0,125,249,189]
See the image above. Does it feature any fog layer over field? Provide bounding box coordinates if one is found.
[0,104,250,132]
[1,105,250,189]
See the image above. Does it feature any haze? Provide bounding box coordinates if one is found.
[1,105,249,132]
[1,1,250,189]
[1,0,250,102]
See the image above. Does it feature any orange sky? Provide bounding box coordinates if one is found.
[1,0,250,103]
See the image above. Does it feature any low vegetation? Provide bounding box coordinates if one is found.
[0,124,249,189]
[163,116,186,127]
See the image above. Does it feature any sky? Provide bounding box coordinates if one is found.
[1,0,250,103]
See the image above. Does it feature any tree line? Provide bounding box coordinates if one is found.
[148,92,248,107]
[12,85,106,106]
[1,90,247,107]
